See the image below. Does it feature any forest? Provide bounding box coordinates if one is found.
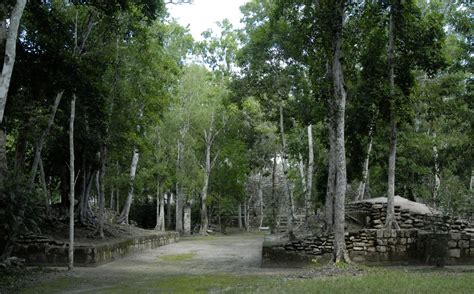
[0,0,472,269]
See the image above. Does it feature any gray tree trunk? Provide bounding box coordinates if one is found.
[306,124,314,220]
[432,141,440,204]
[470,170,474,191]
[200,134,211,235]
[98,145,106,238]
[238,203,243,229]
[325,117,336,232]
[117,149,139,224]
[279,102,294,238]
[167,193,172,230]
[0,0,27,124]
[155,182,165,231]
[68,95,76,270]
[28,92,63,188]
[39,157,50,216]
[356,128,373,201]
[331,0,350,263]
[258,172,264,228]
[385,0,400,230]
[270,153,278,233]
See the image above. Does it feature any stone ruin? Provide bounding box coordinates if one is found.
[262,196,474,266]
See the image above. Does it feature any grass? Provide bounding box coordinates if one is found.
[20,267,474,294]
[159,252,197,262]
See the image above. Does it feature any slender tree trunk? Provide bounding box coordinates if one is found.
[28,92,63,188]
[117,149,139,224]
[385,0,400,230]
[432,138,440,204]
[470,170,474,191]
[155,181,166,231]
[325,117,336,231]
[98,145,106,238]
[110,187,114,210]
[68,95,76,270]
[356,128,373,201]
[279,102,294,238]
[0,0,27,124]
[270,154,278,233]
[306,124,314,220]
[167,193,172,230]
[331,0,350,263]
[39,157,50,216]
[200,142,211,235]
[244,199,249,231]
[258,172,264,228]
[116,188,120,213]
[238,203,243,229]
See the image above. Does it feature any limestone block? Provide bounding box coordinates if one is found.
[459,240,469,249]
[376,246,387,253]
[448,241,458,248]
[450,232,461,240]
[449,249,461,258]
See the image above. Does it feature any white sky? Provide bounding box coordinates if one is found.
[166,0,249,41]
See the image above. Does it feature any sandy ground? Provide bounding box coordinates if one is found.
[70,232,297,276]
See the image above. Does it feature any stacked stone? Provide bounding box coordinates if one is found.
[367,203,401,229]
[374,229,416,254]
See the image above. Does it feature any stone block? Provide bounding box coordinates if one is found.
[376,246,387,253]
[383,230,391,238]
[450,233,461,240]
[353,246,364,251]
[449,249,461,258]
[448,241,458,248]
[459,240,469,249]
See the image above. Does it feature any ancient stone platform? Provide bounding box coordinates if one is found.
[13,231,179,267]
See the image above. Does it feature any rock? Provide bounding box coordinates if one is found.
[449,249,461,258]
[376,246,387,253]
[450,232,461,240]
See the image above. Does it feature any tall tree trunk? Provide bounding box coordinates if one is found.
[331,0,350,263]
[0,0,27,124]
[200,141,211,235]
[39,157,50,216]
[238,203,243,229]
[68,95,76,270]
[175,138,183,232]
[28,92,64,188]
[270,153,278,233]
[244,199,249,231]
[385,0,400,230]
[155,182,165,231]
[110,187,114,210]
[258,172,264,228]
[470,170,474,191]
[306,124,314,220]
[117,149,139,224]
[167,193,172,230]
[432,135,440,205]
[98,145,106,238]
[356,127,373,201]
[279,102,294,239]
[325,117,336,232]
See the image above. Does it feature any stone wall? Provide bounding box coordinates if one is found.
[346,202,470,231]
[13,231,179,267]
[263,229,474,266]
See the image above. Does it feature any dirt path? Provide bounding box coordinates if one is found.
[75,232,292,276]
[19,232,298,293]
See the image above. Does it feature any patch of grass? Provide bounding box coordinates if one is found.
[21,267,474,293]
[159,252,197,262]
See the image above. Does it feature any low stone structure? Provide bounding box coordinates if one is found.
[13,231,179,267]
[263,197,474,266]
